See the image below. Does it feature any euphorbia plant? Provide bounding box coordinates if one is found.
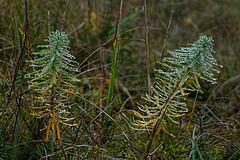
[26,30,79,159]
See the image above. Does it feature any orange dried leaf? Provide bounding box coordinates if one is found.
[162,124,176,138]
[46,119,52,140]
[105,79,110,84]
[113,39,116,48]
[52,109,56,140]
[56,124,63,146]
[135,120,146,128]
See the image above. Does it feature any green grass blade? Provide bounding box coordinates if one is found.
[12,116,19,160]
[195,140,204,160]
[11,12,21,160]
[14,13,21,57]
[192,126,196,160]
[103,39,118,135]
[192,126,203,160]
[228,148,240,160]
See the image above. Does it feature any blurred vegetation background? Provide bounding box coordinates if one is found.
[0,0,239,159]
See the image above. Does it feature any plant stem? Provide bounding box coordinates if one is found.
[160,11,173,67]
[140,76,185,159]
[144,0,151,95]
[103,0,123,137]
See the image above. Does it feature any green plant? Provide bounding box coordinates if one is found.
[26,30,79,159]
[131,36,222,159]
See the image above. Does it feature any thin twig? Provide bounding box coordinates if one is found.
[113,0,123,64]
[187,91,199,130]
[160,11,173,67]
[144,0,151,95]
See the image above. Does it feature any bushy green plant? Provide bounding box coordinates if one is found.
[26,30,79,156]
[131,36,222,159]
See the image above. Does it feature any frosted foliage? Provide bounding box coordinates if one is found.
[26,30,79,126]
[28,30,79,83]
[47,30,69,50]
[132,36,221,132]
[167,36,221,84]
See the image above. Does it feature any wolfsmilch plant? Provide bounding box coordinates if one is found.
[131,36,222,159]
[26,30,79,156]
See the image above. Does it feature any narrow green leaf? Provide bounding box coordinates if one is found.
[12,116,18,160]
